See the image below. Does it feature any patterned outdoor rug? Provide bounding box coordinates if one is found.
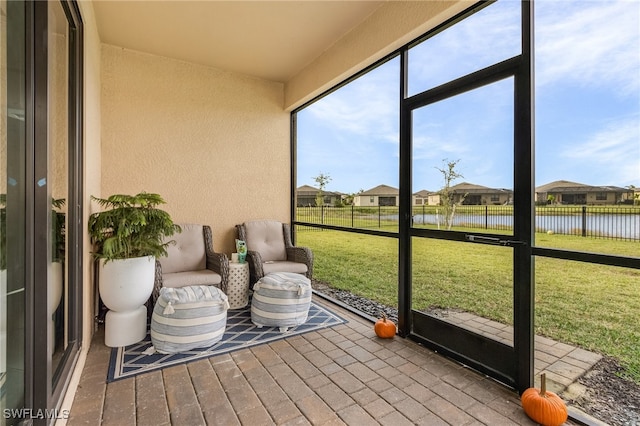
[107,300,346,382]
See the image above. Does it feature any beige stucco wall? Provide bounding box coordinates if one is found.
[354,195,376,207]
[49,29,68,202]
[284,0,473,111]
[100,45,290,255]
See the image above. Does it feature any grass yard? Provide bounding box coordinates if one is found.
[297,229,640,382]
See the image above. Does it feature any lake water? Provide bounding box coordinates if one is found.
[406,213,640,240]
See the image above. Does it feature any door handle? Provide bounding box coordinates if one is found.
[465,234,527,247]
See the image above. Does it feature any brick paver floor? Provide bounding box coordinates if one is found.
[65,297,588,425]
[429,308,603,396]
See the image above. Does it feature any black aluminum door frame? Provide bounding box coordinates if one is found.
[397,0,534,392]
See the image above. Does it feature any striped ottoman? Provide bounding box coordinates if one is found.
[251,272,312,332]
[151,285,229,354]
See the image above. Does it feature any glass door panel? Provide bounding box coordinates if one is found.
[411,238,513,333]
[408,70,519,387]
[408,0,521,96]
[48,0,69,382]
[411,78,515,235]
[1,0,27,418]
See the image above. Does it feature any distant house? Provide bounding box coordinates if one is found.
[535,180,630,205]
[432,182,513,205]
[413,189,432,206]
[626,186,640,205]
[353,184,399,206]
[296,185,339,207]
[427,192,442,206]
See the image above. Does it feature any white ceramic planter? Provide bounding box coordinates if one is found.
[99,256,155,347]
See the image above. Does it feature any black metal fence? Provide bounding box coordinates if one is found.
[296,205,640,241]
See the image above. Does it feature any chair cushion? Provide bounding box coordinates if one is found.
[244,220,287,262]
[160,223,206,274]
[162,270,222,289]
[262,261,308,275]
[151,285,229,354]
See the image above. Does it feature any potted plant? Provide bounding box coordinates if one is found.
[0,196,65,352]
[88,192,180,347]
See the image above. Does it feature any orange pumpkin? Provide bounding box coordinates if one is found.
[374,313,396,339]
[521,373,568,426]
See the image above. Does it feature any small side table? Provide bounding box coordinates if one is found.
[227,262,250,309]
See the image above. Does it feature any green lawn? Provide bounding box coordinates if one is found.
[298,229,640,382]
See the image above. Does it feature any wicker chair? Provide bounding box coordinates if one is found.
[236,220,313,286]
[152,224,229,305]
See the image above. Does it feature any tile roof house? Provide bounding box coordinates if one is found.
[413,189,432,206]
[431,182,513,206]
[296,185,340,207]
[535,180,630,205]
[353,184,399,207]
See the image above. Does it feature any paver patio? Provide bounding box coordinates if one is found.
[427,308,603,395]
[65,296,592,425]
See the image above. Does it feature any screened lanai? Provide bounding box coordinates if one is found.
[1,0,638,425]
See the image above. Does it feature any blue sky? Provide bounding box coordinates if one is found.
[296,0,640,195]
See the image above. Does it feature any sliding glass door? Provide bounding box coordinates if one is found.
[1,0,82,422]
[401,0,533,391]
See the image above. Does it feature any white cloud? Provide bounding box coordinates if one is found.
[409,0,520,92]
[535,1,640,95]
[307,61,399,146]
[412,133,469,162]
[560,116,640,185]
[298,0,639,192]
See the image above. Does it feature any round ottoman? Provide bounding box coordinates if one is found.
[251,272,312,332]
[151,285,229,354]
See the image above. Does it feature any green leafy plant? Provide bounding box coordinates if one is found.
[0,195,65,268]
[51,198,66,263]
[88,192,180,262]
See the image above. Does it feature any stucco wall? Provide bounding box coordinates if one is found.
[100,45,290,254]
